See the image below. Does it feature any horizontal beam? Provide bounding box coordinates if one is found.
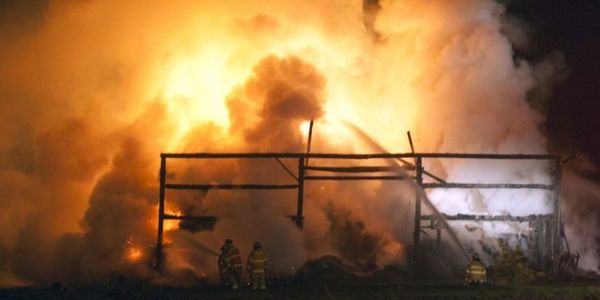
[421,214,552,222]
[305,165,400,173]
[304,176,407,181]
[422,183,554,190]
[161,152,560,160]
[163,215,218,222]
[165,183,298,190]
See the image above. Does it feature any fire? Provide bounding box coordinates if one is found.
[142,0,552,274]
[150,202,183,243]
[162,51,235,146]
[163,220,179,232]
[164,204,182,232]
[299,121,311,136]
[151,201,182,232]
[126,247,143,262]
[0,0,594,286]
[148,2,424,152]
[125,237,143,262]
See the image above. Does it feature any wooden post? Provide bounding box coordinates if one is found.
[412,156,423,271]
[155,156,166,271]
[552,158,562,272]
[305,119,314,166]
[436,221,442,248]
[407,131,415,156]
[295,157,306,228]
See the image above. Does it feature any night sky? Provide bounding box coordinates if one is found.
[506,1,600,167]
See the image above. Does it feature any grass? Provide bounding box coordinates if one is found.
[1,282,599,300]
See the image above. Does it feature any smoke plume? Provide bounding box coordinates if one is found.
[0,0,597,286]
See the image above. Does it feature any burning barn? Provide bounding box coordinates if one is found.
[154,130,573,279]
[1,0,599,290]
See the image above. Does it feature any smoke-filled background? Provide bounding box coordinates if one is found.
[0,0,598,286]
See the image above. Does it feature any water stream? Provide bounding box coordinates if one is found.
[341,120,470,261]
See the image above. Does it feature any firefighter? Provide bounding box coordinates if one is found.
[224,239,243,290]
[465,253,487,286]
[247,241,268,290]
[218,245,230,287]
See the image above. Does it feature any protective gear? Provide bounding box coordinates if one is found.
[218,239,243,290]
[247,241,268,290]
[226,241,243,290]
[218,246,230,286]
[465,253,487,285]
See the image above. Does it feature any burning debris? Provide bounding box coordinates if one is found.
[297,255,356,283]
[327,207,386,272]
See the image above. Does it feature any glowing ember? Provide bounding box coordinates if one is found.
[164,207,182,232]
[126,247,142,262]
[125,237,142,262]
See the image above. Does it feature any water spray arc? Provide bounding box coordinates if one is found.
[342,121,470,265]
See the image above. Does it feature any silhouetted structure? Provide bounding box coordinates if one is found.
[154,151,564,274]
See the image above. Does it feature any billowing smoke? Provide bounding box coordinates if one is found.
[162,55,412,281]
[0,0,597,286]
[562,158,600,273]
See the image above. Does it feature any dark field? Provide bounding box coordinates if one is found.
[2,283,600,300]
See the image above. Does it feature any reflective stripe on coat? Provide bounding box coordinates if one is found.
[466,261,486,281]
[227,247,242,268]
[248,250,268,273]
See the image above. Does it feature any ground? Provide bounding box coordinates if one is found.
[2,282,600,300]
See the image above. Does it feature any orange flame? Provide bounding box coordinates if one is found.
[126,247,142,262]
[125,237,142,262]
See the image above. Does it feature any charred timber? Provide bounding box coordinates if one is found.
[421,214,552,222]
[165,183,299,190]
[304,175,407,181]
[275,158,298,180]
[161,152,560,160]
[305,165,402,173]
[422,183,554,190]
[422,170,447,184]
[163,215,218,222]
[155,156,166,271]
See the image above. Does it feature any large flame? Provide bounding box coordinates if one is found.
[1,0,595,287]
[150,1,424,153]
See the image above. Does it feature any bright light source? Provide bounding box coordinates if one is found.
[299,120,311,136]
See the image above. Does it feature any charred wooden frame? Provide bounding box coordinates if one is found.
[154,152,562,273]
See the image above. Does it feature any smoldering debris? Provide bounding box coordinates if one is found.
[327,207,386,272]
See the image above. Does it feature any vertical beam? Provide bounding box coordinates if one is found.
[295,157,306,228]
[297,118,312,227]
[407,131,415,156]
[305,119,315,166]
[155,156,167,271]
[552,158,562,272]
[412,156,423,270]
[431,218,441,248]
